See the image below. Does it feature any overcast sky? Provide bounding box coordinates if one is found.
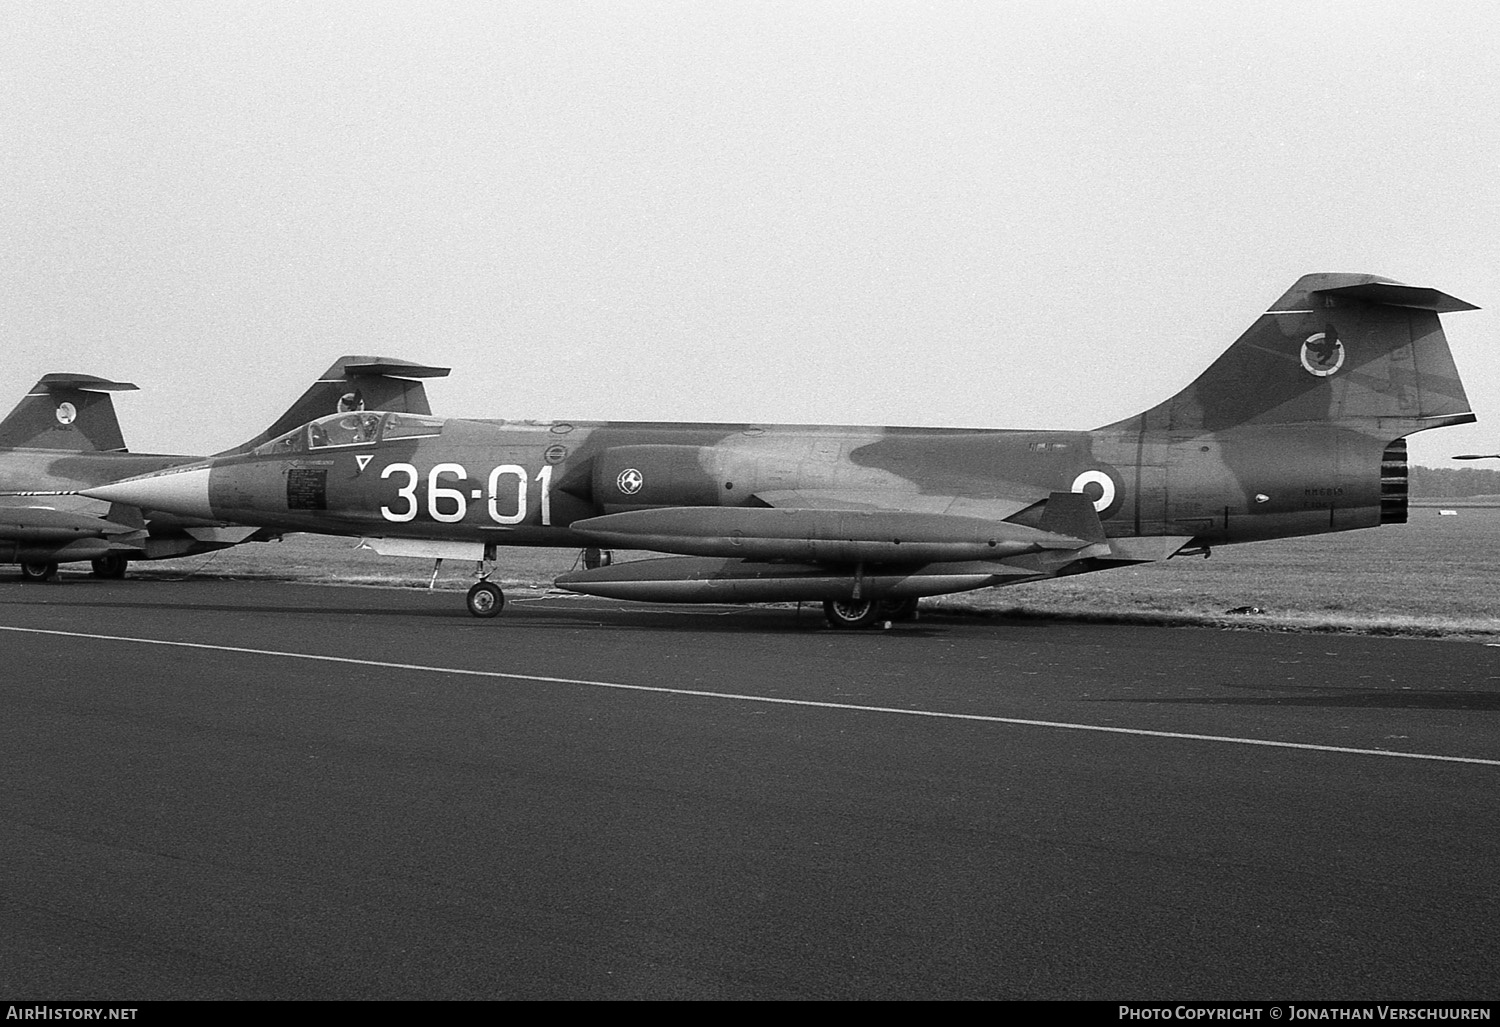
[3,1,1497,466]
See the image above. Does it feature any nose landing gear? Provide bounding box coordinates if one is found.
[463,546,506,619]
[466,580,504,618]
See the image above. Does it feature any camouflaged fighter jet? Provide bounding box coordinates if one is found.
[77,273,1477,628]
[0,357,448,581]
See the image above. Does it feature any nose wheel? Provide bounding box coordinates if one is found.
[466,581,505,618]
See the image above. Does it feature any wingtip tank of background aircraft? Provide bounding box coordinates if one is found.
[0,356,450,580]
[78,273,1478,628]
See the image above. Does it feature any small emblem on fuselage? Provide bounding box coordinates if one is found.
[1300,331,1344,377]
[338,389,365,413]
[55,402,77,425]
[617,468,644,495]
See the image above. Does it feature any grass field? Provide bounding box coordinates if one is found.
[108,507,1500,640]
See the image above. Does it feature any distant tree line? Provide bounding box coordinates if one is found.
[1409,465,1500,497]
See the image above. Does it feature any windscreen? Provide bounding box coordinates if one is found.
[250,411,444,456]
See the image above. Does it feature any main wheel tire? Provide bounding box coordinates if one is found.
[466,581,505,619]
[91,554,129,579]
[823,599,880,630]
[19,561,57,583]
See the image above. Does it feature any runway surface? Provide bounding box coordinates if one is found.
[2,578,1498,1000]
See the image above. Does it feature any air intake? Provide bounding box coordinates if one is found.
[1380,439,1408,524]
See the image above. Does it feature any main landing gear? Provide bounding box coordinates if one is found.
[91,553,129,579]
[19,560,57,583]
[821,598,921,630]
[15,555,130,583]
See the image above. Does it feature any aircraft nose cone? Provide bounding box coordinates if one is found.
[80,466,215,520]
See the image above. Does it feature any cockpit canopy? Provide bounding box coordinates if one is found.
[252,411,444,456]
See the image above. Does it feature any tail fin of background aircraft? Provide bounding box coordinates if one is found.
[1102,274,1477,436]
[222,356,451,454]
[0,374,139,452]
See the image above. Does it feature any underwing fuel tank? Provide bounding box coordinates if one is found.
[0,538,118,564]
[0,508,140,543]
[555,555,1041,603]
[568,506,1088,564]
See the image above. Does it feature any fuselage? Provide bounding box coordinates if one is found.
[98,409,1402,552]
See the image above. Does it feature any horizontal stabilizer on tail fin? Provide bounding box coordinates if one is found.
[1311,282,1478,313]
[340,361,451,379]
[224,355,452,455]
[34,374,140,393]
[0,374,140,452]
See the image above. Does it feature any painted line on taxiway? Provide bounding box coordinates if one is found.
[4,624,1498,769]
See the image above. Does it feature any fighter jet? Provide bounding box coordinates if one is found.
[0,357,448,580]
[79,274,1477,628]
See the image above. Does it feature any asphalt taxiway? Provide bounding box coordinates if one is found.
[2,579,1498,999]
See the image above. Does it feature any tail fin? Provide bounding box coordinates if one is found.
[222,355,451,454]
[0,374,139,452]
[1103,274,1477,436]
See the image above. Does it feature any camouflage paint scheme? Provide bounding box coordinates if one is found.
[0,357,448,578]
[82,275,1478,624]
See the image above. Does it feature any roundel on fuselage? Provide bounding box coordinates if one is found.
[1070,466,1125,520]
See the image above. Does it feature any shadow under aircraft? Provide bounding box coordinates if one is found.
[0,357,448,580]
[79,274,1477,629]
